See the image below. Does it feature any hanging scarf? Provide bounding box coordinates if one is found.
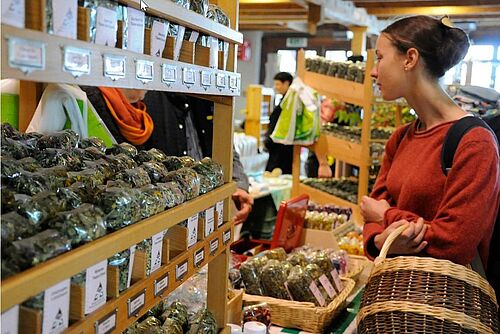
[98,87,154,145]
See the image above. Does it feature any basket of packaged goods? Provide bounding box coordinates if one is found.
[240,248,355,332]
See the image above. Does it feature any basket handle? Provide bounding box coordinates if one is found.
[377,224,409,261]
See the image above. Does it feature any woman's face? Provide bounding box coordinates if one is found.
[370,34,408,101]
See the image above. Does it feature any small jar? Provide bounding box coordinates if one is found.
[243,321,267,334]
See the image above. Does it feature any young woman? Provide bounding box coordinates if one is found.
[361,15,499,268]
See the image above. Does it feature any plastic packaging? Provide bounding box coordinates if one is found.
[18,157,40,172]
[242,303,271,329]
[190,0,208,16]
[67,168,106,188]
[98,187,141,231]
[79,136,107,152]
[107,142,138,158]
[156,182,186,208]
[266,247,287,261]
[1,212,38,245]
[260,260,290,300]
[138,185,167,219]
[84,159,114,179]
[37,129,79,150]
[1,187,16,213]
[108,248,132,292]
[164,168,200,200]
[191,158,224,194]
[37,166,69,190]
[170,0,190,9]
[286,266,319,305]
[135,148,168,164]
[37,148,84,170]
[163,156,195,171]
[1,137,35,159]
[115,167,152,188]
[240,258,265,296]
[287,252,307,267]
[161,318,183,334]
[160,302,189,332]
[16,191,66,226]
[243,321,267,334]
[187,308,218,334]
[106,153,138,172]
[142,162,169,183]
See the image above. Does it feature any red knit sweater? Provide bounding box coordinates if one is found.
[363,120,500,266]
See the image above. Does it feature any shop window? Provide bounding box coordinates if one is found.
[466,45,494,61]
[277,50,297,74]
[305,50,318,58]
[495,66,500,91]
[325,50,347,61]
[471,62,493,87]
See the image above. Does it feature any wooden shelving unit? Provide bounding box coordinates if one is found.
[244,85,274,148]
[1,0,241,331]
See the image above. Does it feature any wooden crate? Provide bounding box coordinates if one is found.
[227,289,243,325]
[69,284,85,322]
[19,306,42,334]
[164,225,188,261]
[163,36,195,63]
[77,7,91,42]
[194,44,211,68]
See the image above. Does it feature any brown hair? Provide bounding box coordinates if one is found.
[382,15,470,78]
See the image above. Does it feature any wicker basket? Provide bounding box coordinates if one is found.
[243,278,355,333]
[342,255,368,282]
[357,225,499,334]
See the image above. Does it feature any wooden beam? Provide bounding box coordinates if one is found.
[353,0,498,7]
[286,21,310,33]
[366,5,500,17]
[349,26,368,56]
[308,3,322,35]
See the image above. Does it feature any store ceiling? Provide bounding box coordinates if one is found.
[239,0,500,34]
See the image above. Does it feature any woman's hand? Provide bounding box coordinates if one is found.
[360,196,390,222]
[374,218,428,255]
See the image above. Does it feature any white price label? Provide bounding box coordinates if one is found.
[188,31,200,43]
[205,207,215,237]
[209,36,219,69]
[1,305,19,334]
[8,37,45,73]
[187,214,199,248]
[209,238,219,255]
[1,0,25,28]
[309,281,326,307]
[162,64,177,83]
[201,71,211,87]
[176,260,188,281]
[103,54,126,80]
[223,230,232,245]
[63,46,90,77]
[330,269,344,292]
[126,7,145,53]
[229,75,238,89]
[95,6,117,47]
[182,68,196,85]
[127,290,145,317]
[150,20,168,57]
[216,73,226,88]
[42,279,70,334]
[95,311,117,334]
[154,273,169,296]
[173,26,186,61]
[135,60,154,83]
[194,248,205,267]
[85,260,107,315]
[216,201,224,227]
[127,245,136,289]
[52,0,77,39]
[150,232,164,274]
[319,274,337,299]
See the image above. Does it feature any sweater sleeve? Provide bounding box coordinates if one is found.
[382,128,499,265]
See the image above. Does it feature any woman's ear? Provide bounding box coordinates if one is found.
[404,47,420,71]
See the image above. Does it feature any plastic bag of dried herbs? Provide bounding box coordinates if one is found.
[156,182,186,208]
[106,153,138,172]
[1,187,16,213]
[240,258,265,296]
[84,159,115,179]
[67,169,106,188]
[18,157,40,172]
[1,156,23,182]
[10,171,50,196]
[47,204,107,247]
[1,137,35,159]
[79,136,107,152]
[170,0,190,9]
[9,229,72,270]
[163,156,183,171]
[304,263,331,304]
[56,187,82,210]
[108,248,132,292]
[81,147,107,161]
[98,187,141,231]
[287,252,307,267]
[191,158,224,194]
[134,316,163,333]
[309,251,333,275]
[37,148,84,170]
[37,166,69,190]
[114,167,152,188]
[69,182,102,204]
[190,0,208,16]
[137,238,153,275]
[1,212,39,246]
[17,191,67,226]
[267,247,287,261]
[107,142,138,158]
[1,258,20,279]
[37,129,80,150]
[135,148,168,164]
[286,266,319,305]
[281,260,293,276]
[23,291,44,310]
[141,162,169,183]
[138,185,167,219]
[160,302,189,332]
[1,123,21,139]
[164,168,200,200]
[260,260,291,300]
[187,308,217,334]
[161,318,183,334]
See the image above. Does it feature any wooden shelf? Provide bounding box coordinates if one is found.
[1,25,241,98]
[119,0,243,44]
[1,183,236,311]
[319,133,368,167]
[298,183,363,224]
[65,224,234,333]
[302,71,367,106]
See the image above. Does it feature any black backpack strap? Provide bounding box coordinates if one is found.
[441,116,493,175]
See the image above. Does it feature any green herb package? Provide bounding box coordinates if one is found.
[160,302,189,332]
[156,182,186,208]
[1,137,35,159]
[287,252,307,267]
[141,162,169,183]
[108,248,132,292]
[18,157,40,172]
[164,168,200,200]
[37,148,83,170]
[190,0,208,16]
[107,142,138,158]
[266,247,287,261]
[115,167,152,188]
[1,156,23,182]
[135,148,168,164]
[1,187,16,213]
[138,185,167,219]
[81,147,107,161]
[1,258,20,279]
[37,129,79,150]
[1,212,39,246]
[170,0,190,9]
[260,260,291,300]
[79,136,107,152]
[286,266,319,305]
[191,158,224,194]
[84,159,114,179]
[161,318,183,334]
[67,168,106,188]
[23,292,45,310]
[240,258,265,296]
[187,308,218,334]
[106,153,138,171]
[98,187,141,231]
[69,182,101,204]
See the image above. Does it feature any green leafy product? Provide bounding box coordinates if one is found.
[260,260,291,300]
[98,187,141,231]
[108,249,131,292]
[187,309,218,334]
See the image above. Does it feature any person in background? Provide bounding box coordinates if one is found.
[361,16,499,269]
[264,72,294,174]
[143,91,253,225]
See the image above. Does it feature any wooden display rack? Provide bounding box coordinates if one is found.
[1,0,242,332]
[244,85,274,148]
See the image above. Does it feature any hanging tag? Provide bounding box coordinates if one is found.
[52,0,77,39]
[151,20,168,57]
[229,75,238,89]
[182,67,196,86]
[204,207,215,237]
[127,289,146,318]
[154,273,169,297]
[319,274,337,299]
[63,46,91,78]
[95,6,117,47]
[175,260,188,281]
[94,310,117,334]
[223,229,232,245]
[42,279,70,334]
[200,71,212,88]
[283,282,294,301]
[223,41,229,71]
[208,37,219,69]
[1,305,19,334]
[187,214,199,248]
[209,238,219,256]
[103,54,126,80]
[127,245,136,289]
[8,37,45,74]
[173,26,186,61]
[216,73,226,88]
[85,260,107,315]
[162,64,177,83]
[135,59,154,83]
[309,281,326,307]
[194,248,205,268]
[188,31,199,43]
[330,269,344,292]
[216,201,224,227]
[1,0,25,28]
[150,231,164,274]
[126,7,145,53]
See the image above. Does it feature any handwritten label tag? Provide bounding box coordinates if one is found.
[52,0,77,39]
[1,305,19,334]
[309,281,326,307]
[42,279,70,334]
[8,37,45,74]
[205,207,215,237]
[188,31,199,43]
[216,201,224,227]
[229,75,238,89]
[187,214,199,248]
[1,0,25,28]
[103,54,126,80]
[95,6,117,47]
[94,310,117,334]
[319,274,337,299]
[85,260,107,315]
[136,59,154,83]
[150,231,164,274]
[162,64,177,83]
[63,46,90,77]
[126,7,145,53]
[330,269,344,292]
[127,289,146,318]
[209,238,219,256]
[216,73,226,88]
[154,273,169,297]
[182,67,196,86]
[223,229,232,245]
[176,260,188,281]
[283,282,294,300]
[194,248,205,268]
[150,20,168,57]
[173,25,186,61]
[127,245,136,289]
[201,71,211,87]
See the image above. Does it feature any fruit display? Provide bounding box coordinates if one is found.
[305,56,365,83]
